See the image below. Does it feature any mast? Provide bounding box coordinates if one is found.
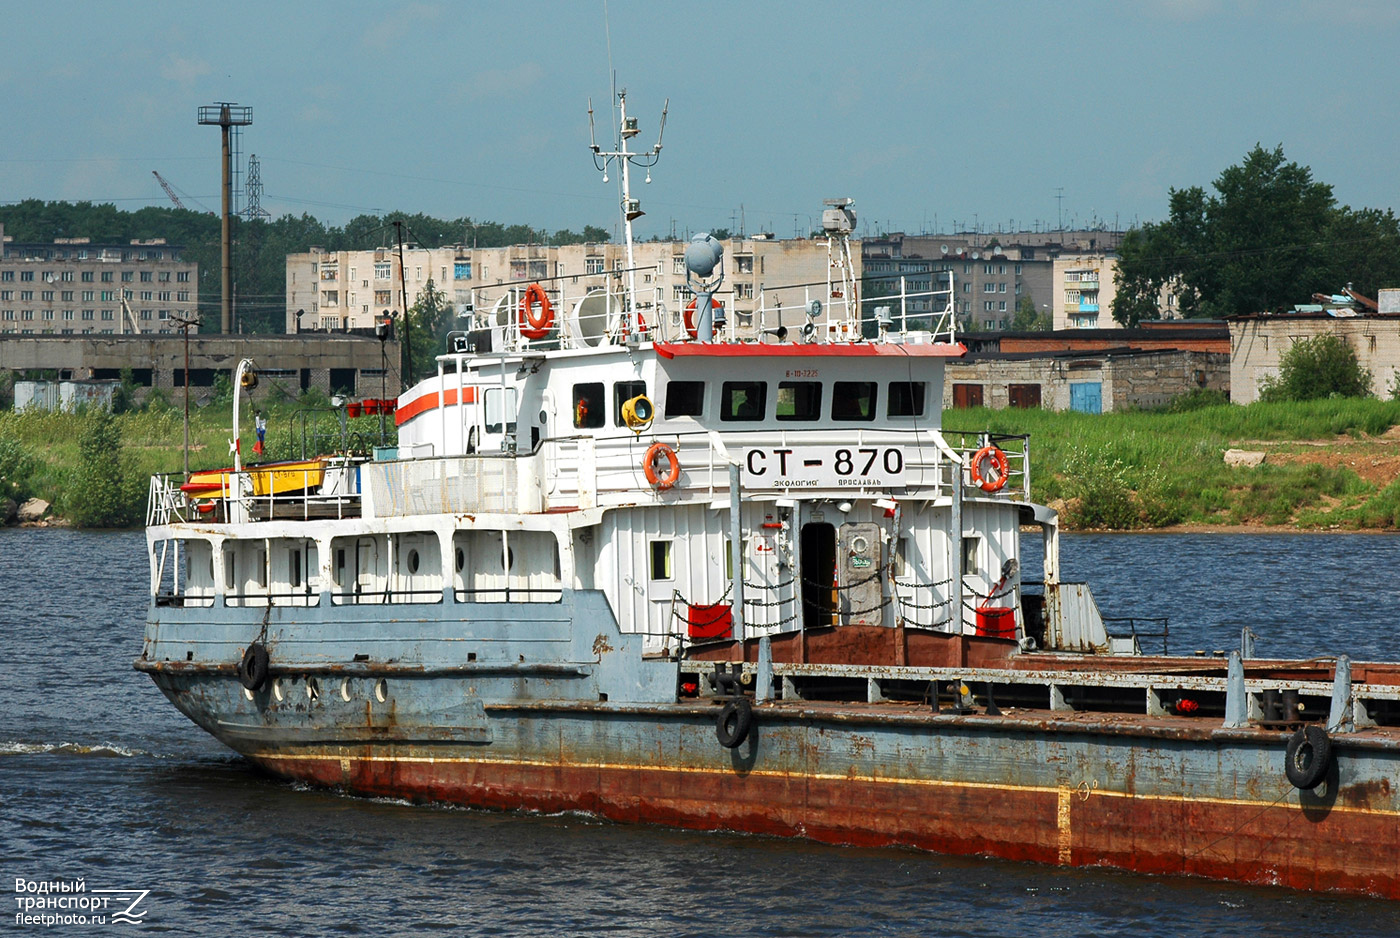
[590,86,667,338]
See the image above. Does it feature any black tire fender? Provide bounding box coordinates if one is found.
[1285,725,1332,789]
[239,643,270,692]
[716,698,753,749]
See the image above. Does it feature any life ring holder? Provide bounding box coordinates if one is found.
[519,283,553,340]
[970,445,1009,493]
[643,442,681,490]
[683,297,722,339]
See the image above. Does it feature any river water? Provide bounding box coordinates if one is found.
[4,527,1400,935]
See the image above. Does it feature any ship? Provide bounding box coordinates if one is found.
[138,89,1400,899]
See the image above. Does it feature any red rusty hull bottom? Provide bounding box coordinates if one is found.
[250,751,1400,899]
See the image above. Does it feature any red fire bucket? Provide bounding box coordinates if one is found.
[347,401,362,418]
[975,607,1016,639]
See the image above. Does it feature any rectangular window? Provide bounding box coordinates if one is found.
[649,541,673,580]
[454,261,471,280]
[775,381,822,421]
[572,383,605,429]
[961,536,981,576]
[41,290,53,301]
[999,283,1007,293]
[322,290,339,306]
[81,271,94,282]
[587,257,606,274]
[121,272,133,282]
[140,291,153,301]
[0,291,8,300]
[832,381,877,420]
[82,309,94,320]
[888,382,926,417]
[375,262,391,280]
[374,290,391,306]
[0,272,11,281]
[101,310,114,321]
[101,271,113,282]
[140,271,153,282]
[721,381,766,421]
[159,271,171,282]
[81,290,93,301]
[984,283,996,293]
[177,271,190,282]
[999,301,1007,311]
[613,381,647,426]
[61,290,73,301]
[483,386,518,435]
[664,380,704,418]
[736,255,754,274]
[20,271,33,281]
[20,290,32,301]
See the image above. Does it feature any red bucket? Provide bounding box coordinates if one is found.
[381,398,397,413]
[363,399,381,415]
[975,607,1016,639]
[347,402,362,418]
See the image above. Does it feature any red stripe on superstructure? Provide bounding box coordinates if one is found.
[395,386,477,426]
[653,342,967,360]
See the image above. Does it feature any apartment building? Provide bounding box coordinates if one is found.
[284,236,855,339]
[0,224,198,336]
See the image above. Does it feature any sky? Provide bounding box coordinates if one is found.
[4,0,1400,244]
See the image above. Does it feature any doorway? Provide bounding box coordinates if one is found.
[800,522,837,630]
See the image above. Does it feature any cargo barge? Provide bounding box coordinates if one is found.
[137,91,1400,898]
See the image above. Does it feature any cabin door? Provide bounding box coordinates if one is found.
[355,537,379,602]
[800,522,837,630]
[481,386,519,452]
[838,522,883,625]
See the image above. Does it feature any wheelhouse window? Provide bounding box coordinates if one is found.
[665,380,704,418]
[776,381,822,421]
[888,381,927,417]
[832,381,877,421]
[573,383,605,429]
[613,380,647,427]
[721,381,766,421]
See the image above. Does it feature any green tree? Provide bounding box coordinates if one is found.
[405,278,455,385]
[1259,334,1373,402]
[1113,145,1400,326]
[1010,295,1051,331]
[64,412,146,527]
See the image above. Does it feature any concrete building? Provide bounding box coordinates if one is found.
[1,334,398,405]
[1228,292,1400,404]
[284,236,856,341]
[863,230,1128,331]
[946,348,1228,413]
[1052,251,1120,330]
[0,224,198,337]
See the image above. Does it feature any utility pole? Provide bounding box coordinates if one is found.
[172,314,199,480]
[394,220,412,389]
[197,103,252,333]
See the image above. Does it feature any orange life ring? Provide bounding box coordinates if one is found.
[519,283,553,339]
[683,297,722,339]
[970,445,1009,493]
[643,442,681,490]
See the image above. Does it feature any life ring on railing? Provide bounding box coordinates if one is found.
[643,442,681,490]
[970,445,1009,493]
[683,297,722,339]
[519,283,553,339]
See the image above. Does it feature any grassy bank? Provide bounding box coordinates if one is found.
[944,395,1400,530]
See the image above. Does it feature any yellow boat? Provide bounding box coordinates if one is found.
[181,459,326,499]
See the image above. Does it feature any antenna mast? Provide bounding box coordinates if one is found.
[589,87,667,336]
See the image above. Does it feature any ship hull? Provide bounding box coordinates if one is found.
[145,667,1400,899]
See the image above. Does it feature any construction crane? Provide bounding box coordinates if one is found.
[152,170,188,210]
[119,293,141,335]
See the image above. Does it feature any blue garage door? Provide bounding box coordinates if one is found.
[1070,381,1102,414]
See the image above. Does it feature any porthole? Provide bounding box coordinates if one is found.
[340,678,351,702]
[407,549,420,574]
[307,678,320,701]
[242,686,254,702]
[455,547,465,572]
[272,680,284,702]
[374,679,387,703]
